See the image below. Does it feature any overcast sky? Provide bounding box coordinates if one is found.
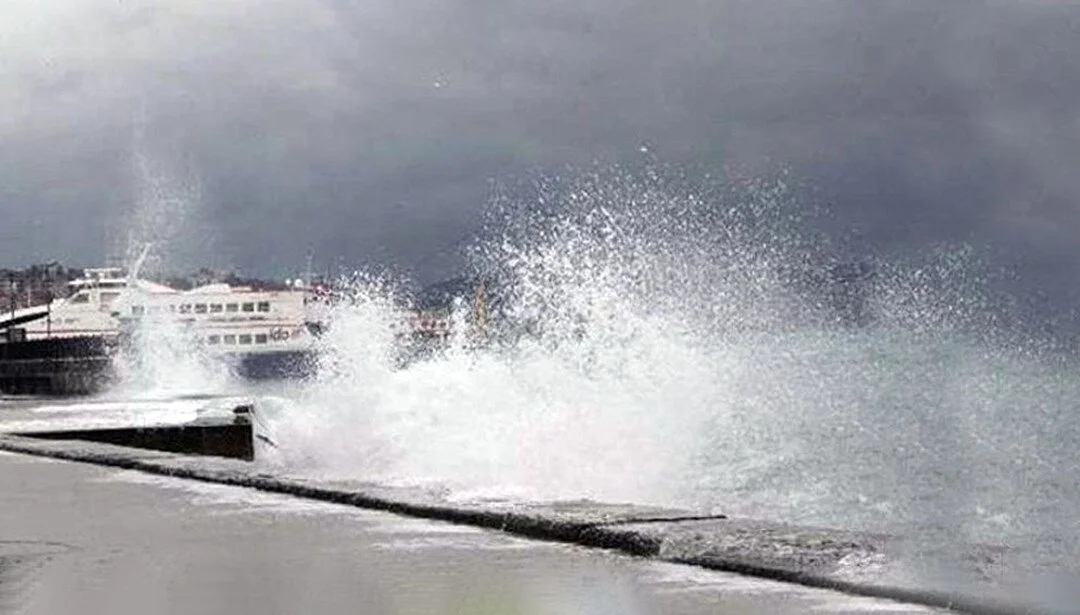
[2,0,1080,292]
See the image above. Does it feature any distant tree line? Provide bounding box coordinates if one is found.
[0,262,288,310]
[0,262,78,309]
[152,267,291,291]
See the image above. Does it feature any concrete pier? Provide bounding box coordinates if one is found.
[0,429,1063,615]
[0,450,947,615]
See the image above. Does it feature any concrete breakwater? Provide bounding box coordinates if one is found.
[16,422,255,461]
[0,427,1063,615]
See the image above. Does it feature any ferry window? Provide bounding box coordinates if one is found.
[226,303,239,313]
[242,302,255,313]
[257,302,271,313]
[254,333,268,344]
[209,304,223,313]
[239,334,253,345]
[223,334,237,345]
[179,304,192,314]
[71,293,90,304]
[194,304,208,314]
[131,306,145,316]
[207,335,221,345]
[101,292,120,305]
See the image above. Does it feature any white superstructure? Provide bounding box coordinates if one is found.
[114,280,316,356]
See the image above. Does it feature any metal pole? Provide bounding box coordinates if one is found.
[7,275,14,344]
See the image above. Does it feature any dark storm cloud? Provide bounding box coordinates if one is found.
[3,1,1080,292]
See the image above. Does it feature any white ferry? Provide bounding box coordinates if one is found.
[0,252,324,378]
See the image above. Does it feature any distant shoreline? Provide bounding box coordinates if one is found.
[0,262,290,310]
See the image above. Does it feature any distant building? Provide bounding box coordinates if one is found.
[0,263,79,310]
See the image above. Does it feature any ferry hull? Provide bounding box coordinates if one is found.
[225,349,318,380]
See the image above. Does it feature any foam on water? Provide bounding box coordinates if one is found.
[255,165,1080,586]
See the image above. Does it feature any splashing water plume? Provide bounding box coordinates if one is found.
[266,165,1080,580]
[114,135,211,274]
[111,316,235,399]
[107,135,237,397]
[268,167,826,501]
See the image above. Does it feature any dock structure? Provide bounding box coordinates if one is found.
[0,336,116,395]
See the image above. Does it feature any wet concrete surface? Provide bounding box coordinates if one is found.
[1,395,1060,614]
[0,432,1047,613]
[0,452,944,615]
